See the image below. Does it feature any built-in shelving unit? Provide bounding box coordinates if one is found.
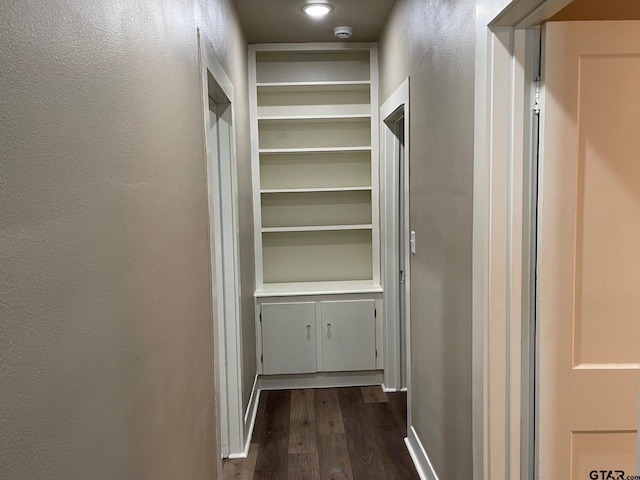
[249,44,383,380]
[250,45,380,292]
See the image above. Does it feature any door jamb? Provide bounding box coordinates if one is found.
[473,2,569,479]
[380,78,410,394]
[198,29,245,461]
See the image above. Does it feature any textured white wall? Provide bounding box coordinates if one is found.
[476,0,514,29]
[0,0,251,478]
[378,0,476,478]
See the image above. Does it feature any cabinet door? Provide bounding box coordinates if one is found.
[320,300,376,372]
[261,302,316,375]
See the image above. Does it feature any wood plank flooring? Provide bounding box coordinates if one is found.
[223,386,418,480]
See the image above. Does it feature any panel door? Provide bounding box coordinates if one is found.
[539,21,640,479]
[261,302,316,375]
[321,300,376,372]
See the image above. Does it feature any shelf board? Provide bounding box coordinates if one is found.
[258,113,371,121]
[256,81,371,88]
[262,224,373,233]
[260,186,371,194]
[257,116,370,125]
[259,146,372,155]
[255,280,383,297]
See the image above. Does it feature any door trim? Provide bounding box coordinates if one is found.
[380,78,410,394]
[473,1,571,479]
[198,29,244,460]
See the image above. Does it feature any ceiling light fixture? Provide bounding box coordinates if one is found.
[302,3,333,17]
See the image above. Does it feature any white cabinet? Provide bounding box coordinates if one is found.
[261,302,316,375]
[259,298,378,375]
[321,300,376,372]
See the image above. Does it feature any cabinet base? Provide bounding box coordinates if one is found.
[258,370,383,391]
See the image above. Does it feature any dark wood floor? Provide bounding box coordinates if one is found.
[223,386,419,480]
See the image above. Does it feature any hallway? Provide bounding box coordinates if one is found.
[223,387,417,480]
[1,0,477,478]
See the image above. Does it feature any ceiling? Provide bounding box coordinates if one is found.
[233,0,397,44]
[549,0,640,20]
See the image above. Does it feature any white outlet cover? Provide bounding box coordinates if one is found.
[410,231,416,255]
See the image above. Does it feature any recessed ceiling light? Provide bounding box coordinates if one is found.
[302,3,333,17]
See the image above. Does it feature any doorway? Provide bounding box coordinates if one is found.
[199,31,244,461]
[474,2,640,478]
[381,78,410,394]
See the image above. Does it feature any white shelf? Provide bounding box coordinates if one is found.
[262,224,373,233]
[258,114,371,121]
[261,189,371,228]
[255,50,371,83]
[262,229,372,283]
[258,116,370,123]
[256,81,371,88]
[260,150,370,191]
[255,280,383,298]
[261,187,371,194]
[257,83,371,118]
[259,146,371,154]
[259,117,371,150]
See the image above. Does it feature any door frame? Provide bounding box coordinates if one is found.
[380,78,410,394]
[198,29,245,460]
[472,1,572,479]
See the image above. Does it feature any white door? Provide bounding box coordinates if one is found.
[538,21,640,479]
[321,300,376,372]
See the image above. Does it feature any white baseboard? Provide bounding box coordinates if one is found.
[227,451,248,459]
[229,375,261,460]
[381,382,397,392]
[244,374,260,427]
[259,370,383,391]
[405,426,439,480]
